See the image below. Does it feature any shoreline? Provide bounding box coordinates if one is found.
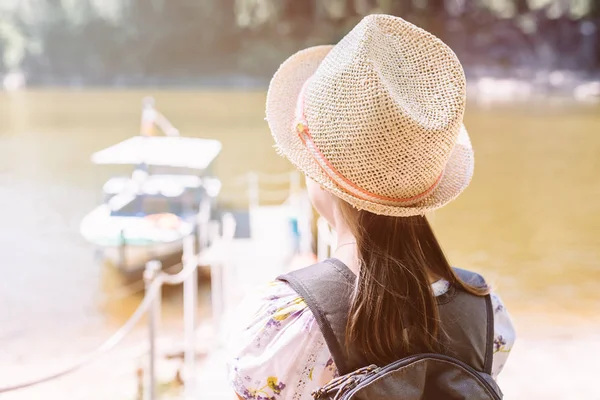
[3,70,600,104]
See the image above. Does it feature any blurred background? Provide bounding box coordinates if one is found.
[0,1,599,399]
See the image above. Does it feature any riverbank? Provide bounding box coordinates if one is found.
[4,69,600,105]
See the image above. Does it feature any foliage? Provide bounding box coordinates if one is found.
[0,0,598,85]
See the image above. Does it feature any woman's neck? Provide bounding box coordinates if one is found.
[332,230,360,275]
[331,222,441,284]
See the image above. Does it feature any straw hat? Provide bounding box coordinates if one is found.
[266,14,473,217]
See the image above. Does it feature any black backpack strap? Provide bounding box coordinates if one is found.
[279,261,495,376]
[452,268,495,375]
[277,259,356,374]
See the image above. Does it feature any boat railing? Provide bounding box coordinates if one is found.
[0,209,236,400]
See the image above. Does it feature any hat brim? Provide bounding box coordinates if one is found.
[266,45,474,217]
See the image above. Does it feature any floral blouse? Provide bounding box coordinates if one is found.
[226,277,516,400]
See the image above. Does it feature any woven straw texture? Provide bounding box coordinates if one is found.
[266,14,473,216]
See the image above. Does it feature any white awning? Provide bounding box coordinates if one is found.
[91,136,222,170]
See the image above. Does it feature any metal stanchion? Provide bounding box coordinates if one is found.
[119,229,127,269]
[200,199,211,249]
[217,212,237,346]
[207,220,223,335]
[143,260,162,400]
[183,235,198,398]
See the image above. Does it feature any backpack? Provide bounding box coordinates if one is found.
[277,258,503,400]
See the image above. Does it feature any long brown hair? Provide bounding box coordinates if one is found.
[338,200,489,366]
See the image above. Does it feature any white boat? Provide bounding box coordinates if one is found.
[81,130,222,274]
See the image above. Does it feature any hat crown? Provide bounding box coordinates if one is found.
[303,14,466,200]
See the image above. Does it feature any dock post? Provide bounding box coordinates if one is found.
[196,198,211,253]
[208,221,222,331]
[183,235,198,398]
[216,212,236,345]
[119,229,127,269]
[143,260,162,400]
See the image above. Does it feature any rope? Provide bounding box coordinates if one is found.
[219,188,292,200]
[0,260,202,394]
[254,189,294,201]
[254,171,298,184]
[229,170,298,186]
[159,259,199,286]
[0,217,236,394]
[101,261,185,302]
[0,276,164,394]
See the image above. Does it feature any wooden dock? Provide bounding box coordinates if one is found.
[210,203,299,322]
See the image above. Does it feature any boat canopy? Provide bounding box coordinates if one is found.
[91,136,222,170]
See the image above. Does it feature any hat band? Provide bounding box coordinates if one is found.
[295,78,443,207]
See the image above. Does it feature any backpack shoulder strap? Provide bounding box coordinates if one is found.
[447,268,495,375]
[277,259,356,374]
[278,262,495,376]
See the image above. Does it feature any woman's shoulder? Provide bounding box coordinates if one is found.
[489,292,516,348]
[448,271,516,378]
[226,280,337,399]
[225,280,313,344]
[488,291,516,378]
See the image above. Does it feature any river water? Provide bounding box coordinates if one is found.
[0,90,599,396]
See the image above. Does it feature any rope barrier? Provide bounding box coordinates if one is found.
[100,260,186,303]
[229,170,299,186]
[0,257,202,394]
[221,170,303,209]
[0,276,164,394]
[219,187,295,196]
[218,188,293,200]
[253,171,298,184]
[0,205,254,395]
[159,259,199,286]
[253,189,295,201]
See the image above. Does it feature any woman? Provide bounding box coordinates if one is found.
[227,14,515,400]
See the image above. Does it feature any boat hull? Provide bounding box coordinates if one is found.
[102,238,186,274]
